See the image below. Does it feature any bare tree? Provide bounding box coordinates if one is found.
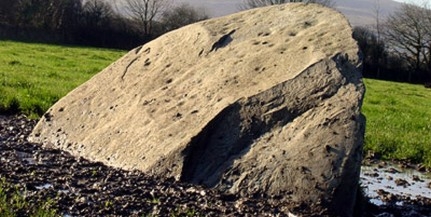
[373,0,383,78]
[123,0,170,36]
[240,0,334,9]
[383,3,431,82]
[13,0,81,31]
[159,3,208,33]
[82,0,115,27]
[422,2,431,78]
[353,26,386,78]
[0,0,19,25]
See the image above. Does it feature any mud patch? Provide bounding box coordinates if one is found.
[361,163,431,204]
[360,162,431,217]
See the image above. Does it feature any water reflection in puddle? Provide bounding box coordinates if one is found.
[35,183,53,190]
[360,164,431,205]
[15,151,36,165]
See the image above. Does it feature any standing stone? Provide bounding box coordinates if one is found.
[29,3,365,216]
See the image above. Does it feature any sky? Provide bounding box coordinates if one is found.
[175,0,240,17]
[174,0,405,18]
[172,0,404,26]
[114,0,410,26]
[392,0,426,5]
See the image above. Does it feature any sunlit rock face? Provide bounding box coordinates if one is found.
[30,3,365,216]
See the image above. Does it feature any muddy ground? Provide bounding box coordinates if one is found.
[1,114,430,216]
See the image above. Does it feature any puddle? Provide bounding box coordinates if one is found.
[15,151,36,165]
[360,163,431,205]
[35,183,53,190]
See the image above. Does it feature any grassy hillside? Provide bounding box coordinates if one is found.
[0,40,430,167]
[0,40,126,118]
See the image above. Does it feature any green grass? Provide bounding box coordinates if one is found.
[0,177,57,217]
[0,40,430,167]
[0,40,126,118]
[362,79,431,167]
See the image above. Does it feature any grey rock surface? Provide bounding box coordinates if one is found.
[29,3,365,216]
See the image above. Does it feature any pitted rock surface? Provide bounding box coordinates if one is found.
[29,3,365,216]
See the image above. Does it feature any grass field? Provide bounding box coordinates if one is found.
[0,40,126,118]
[0,40,430,167]
[362,79,431,166]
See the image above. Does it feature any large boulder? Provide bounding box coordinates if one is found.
[29,3,365,216]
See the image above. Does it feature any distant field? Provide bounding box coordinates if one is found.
[0,40,126,118]
[0,40,430,167]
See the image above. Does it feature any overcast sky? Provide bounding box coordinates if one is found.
[174,0,406,18]
[175,0,241,17]
[113,0,413,26]
[171,0,405,26]
[392,0,426,5]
